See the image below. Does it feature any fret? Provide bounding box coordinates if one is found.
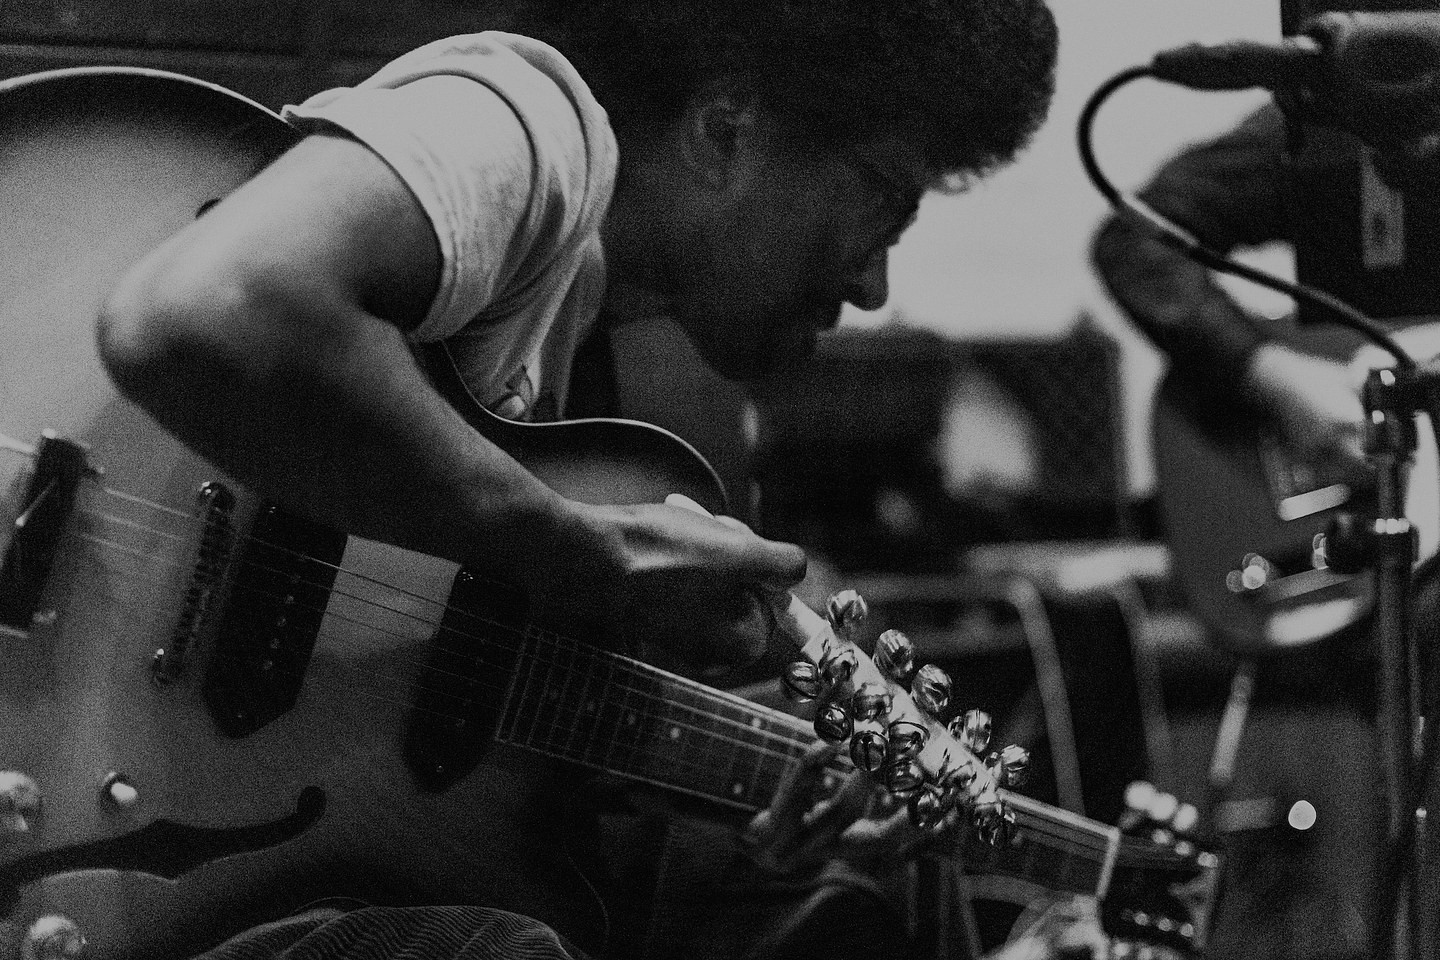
[578,652,618,769]
[606,661,651,775]
[514,625,558,751]
[540,632,580,756]
[560,638,600,761]
[495,627,538,745]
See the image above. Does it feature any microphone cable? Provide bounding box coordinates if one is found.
[1076,64,1417,371]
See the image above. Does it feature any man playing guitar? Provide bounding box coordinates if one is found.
[85,1,1060,957]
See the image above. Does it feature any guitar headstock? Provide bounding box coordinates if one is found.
[772,589,1029,840]
[1102,781,1222,958]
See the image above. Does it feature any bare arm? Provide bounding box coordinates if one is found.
[98,132,804,666]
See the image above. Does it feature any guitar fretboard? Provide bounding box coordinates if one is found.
[496,628,831,810]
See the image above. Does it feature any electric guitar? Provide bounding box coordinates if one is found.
[0,67,1217,960]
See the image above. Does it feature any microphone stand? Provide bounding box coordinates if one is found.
[1358,365,1429,959]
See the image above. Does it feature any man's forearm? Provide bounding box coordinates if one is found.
[97,269,577,581]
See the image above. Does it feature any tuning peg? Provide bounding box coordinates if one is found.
[908,787,949,831]
[943,759,978,792]
[814,699,853,743]
[948,709,992,754]
[910,664,952,719]
[986,744,1030,788]
[850,725,890,774]
[874,629,917,685]
[826,590,869,637]
[883,756,926,798]
[886,718,927,759]
[850,682,891,723]
[972,801,1015,846]
[781,660,824,702]
[819,646,858,689]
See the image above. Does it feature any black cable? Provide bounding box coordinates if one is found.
[1077,66,1418,371]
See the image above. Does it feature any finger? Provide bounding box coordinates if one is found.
[838,805,924,865]
[769,741,843,826]
[662,493,805,588]
[747,539,808,588]
[779,772,874,870]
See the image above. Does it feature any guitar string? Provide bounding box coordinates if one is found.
[69,495,838,741]
[74,540,818,775]
[64,509,1013,829]
[67,534,834,778]
[52,494,1120,854]
[65,582,832,811]
[76,488,851,764]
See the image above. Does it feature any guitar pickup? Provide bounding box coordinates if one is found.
[0,432,87,635]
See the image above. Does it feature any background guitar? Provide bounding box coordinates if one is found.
[1152,320,1440,657]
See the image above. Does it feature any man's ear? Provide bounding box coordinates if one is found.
[681,80,761,187]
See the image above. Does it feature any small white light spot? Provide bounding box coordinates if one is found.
[669,726,681,740]
[625,713,636,726]
[750,717,762,729]
[732,783,743,796]
[1289,800,1317,831]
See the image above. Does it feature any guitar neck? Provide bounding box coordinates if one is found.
[493,626,833,811]
[492,626,1130,894]
[959,790,1119,895]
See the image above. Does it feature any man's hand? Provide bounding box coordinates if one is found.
[740,742,933,876]
[1241,342,1368,477]
[537,500,807,673]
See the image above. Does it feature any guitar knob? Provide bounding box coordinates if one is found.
[886,718,928,759]
[1225,552,1276,594]
[949,709,992,754]
[972,802,1015,846]
[938,760,979,814]
[814,700,853,743]
[819,646,858,689]
[911,664,952,719]
[1,770,42,833]
[875,629,917,685]
[1172,801,1200,835]
[883,756,926,797]
[987,744,1031,788]
[850,682,891,723]
[826,590,869,636]
[21,915,86,960]
[908,787,949,831]
[781,660,824,702]
[849,726,890,774]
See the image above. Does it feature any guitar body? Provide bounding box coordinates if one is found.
[0,68,725,960]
